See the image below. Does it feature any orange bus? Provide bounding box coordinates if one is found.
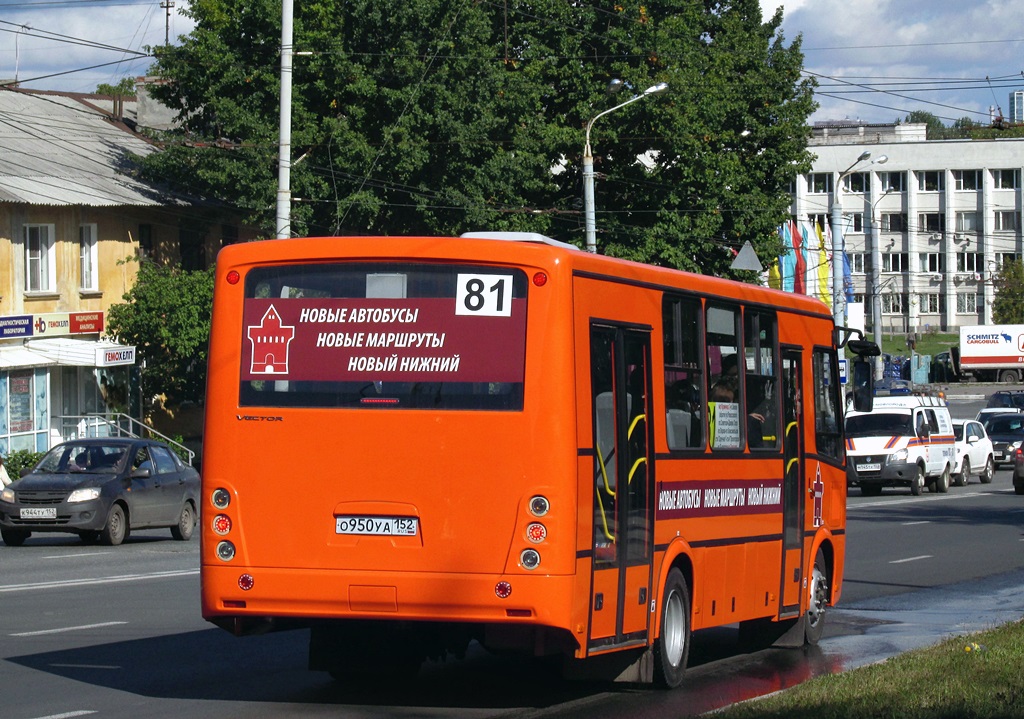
[201,232,875,687]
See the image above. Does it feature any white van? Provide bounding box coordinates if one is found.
[845,395,955,496]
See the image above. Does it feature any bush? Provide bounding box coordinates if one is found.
[3,450,45,480]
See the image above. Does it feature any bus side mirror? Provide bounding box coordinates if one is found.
[852,357,874,413]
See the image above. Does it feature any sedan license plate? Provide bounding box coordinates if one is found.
[859,463,881,472]
[20,507,57,520]
[336,516,418,536]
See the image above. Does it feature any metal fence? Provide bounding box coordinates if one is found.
[54,414,195,466]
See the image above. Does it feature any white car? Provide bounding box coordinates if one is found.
[951,419,995,486]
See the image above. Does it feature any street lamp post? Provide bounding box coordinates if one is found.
[831,151,886,355]
[583,81,669,253]
[870,186,894,378]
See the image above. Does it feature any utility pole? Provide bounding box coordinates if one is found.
[160,1,175,46]
[276,0,294,239]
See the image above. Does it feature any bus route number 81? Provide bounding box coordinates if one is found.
[456,274,513,317]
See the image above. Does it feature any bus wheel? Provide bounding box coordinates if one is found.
[653,568,690,689]
[805,549,829,645]
[909,466,924,496]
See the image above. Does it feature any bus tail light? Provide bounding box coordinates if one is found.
[217,541,236,561]
[526,522,546,543]
[495,581,512,599]
[520,549,540,570]
[212,488,231,509]
[213,514,232,535]
[528,495,549,517]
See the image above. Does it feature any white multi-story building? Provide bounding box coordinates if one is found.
[789,122,1024,334]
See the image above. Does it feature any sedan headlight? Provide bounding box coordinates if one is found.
[1,487,14,504]
[67,487,101,503]
[1009,441,1023,452]
[890,448,909,463]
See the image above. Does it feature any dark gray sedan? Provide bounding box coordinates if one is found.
[0,438,199,546]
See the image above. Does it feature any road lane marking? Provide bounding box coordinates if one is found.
[851,492,985,509]
[41,552,110,560]
[0,569,197,593]
[890,555,933,564]
[901,520,931,525]
[32,712,97,719]
[12,622,127,637]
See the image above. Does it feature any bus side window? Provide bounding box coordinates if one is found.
[812,348,842,459]
[662,295,704,449]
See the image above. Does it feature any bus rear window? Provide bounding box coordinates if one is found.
[239,263,528,410]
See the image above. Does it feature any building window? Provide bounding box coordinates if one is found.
[994,211,1019,231]
[883,253,909,272]
[882,294,905,314]
[918,213,945,233]
[808,173,833,194]
[919,252,945,273]
[995,252,1019,268]
[955,212,979,232]
[953,170,982,191]
[993,169,1021,189]
[24,224,56,293]
[80,223,98,291]
[843,172,869,193]
[917,171,944,192]
[882,213,908,232]
[956,293,979,313]
[808,213,828,231]
[923,294,942,313]
[851,292,864,304]
[879,171,905,193]
[850,252,865,274]
[957,252,981,272]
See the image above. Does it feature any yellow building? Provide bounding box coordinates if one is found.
[0,87,254,455]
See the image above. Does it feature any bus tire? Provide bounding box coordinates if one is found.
[805,549,829,645]
[653,568,690,689]
[910,466,924,496]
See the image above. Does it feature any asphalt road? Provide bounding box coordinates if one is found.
[2,392,1022,719]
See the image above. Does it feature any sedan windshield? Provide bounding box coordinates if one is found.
[846,413,914,438]
[37,444,128,473]
[985,417,1024,435]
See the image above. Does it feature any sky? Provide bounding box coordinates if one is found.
[1,0,1022,127]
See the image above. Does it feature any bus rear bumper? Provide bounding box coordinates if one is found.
[201,564,577,630]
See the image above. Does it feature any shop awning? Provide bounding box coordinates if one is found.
[0,345,58,369]
[24,338,136,367]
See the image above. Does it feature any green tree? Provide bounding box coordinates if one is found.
[905,110,945,137]
[143,0,814,276]
[105,261,215,406]
[992,259,1024,323]
[96,78,137,97]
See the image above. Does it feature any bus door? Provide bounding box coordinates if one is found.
[588,323,654,652]
[780,349,804,615]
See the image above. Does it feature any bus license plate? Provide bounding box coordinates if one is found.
[335,516,418,536]
[21,507,57,519]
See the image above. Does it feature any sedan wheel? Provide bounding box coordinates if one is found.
[101,504,128,546]
[171,502,196,541]
[1,528,30,547]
